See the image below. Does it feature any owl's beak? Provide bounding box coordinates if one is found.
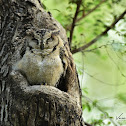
[40,42,44,50]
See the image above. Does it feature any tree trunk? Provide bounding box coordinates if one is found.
[0,0,85,125]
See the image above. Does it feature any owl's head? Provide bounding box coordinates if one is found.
[27,29,60,51]
[39,29,60,50]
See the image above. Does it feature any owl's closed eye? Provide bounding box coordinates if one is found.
[40,30,60,50]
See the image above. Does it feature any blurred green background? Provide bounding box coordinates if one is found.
[41,0,126,125]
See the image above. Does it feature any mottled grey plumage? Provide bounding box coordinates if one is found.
[13,29,68,86]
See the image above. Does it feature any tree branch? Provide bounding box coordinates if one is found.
[77,0,107,22]
[69,0,82,47]
[66,0,107,31]
[72,10,126,54]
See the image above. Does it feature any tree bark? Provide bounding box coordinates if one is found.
[0,0,84,126]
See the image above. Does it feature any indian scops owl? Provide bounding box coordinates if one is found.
[13,29,68,87]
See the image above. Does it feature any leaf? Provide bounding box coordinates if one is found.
[42,3,46,9]
[82,87,88,94]
[92,100,98,106]
[86,103,92,112]
[107,121,111,125]
[117,93,126,104]
[52,9,61,12]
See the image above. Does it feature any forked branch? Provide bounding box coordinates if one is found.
[72,10,126,54]
[76,0,107,22]
[67,0,107,43]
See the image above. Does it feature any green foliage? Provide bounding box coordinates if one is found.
[90,118,104,126]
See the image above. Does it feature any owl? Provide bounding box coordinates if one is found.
[13,29,68,87]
